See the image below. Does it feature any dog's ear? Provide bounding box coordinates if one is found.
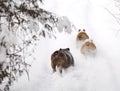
[66,48,70,51]
[59,48,62,51]
[83,29,85,31]
[78,29,81,32]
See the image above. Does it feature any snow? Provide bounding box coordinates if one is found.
[11,0,120,91]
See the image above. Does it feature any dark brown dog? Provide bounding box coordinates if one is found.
[76,29,89,41]
[51,48,74,73]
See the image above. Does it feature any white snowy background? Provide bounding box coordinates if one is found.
[11,0,120,91]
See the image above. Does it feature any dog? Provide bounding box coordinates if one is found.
[51,48,74,73]
[80,39,97,56]
[76,29,89,41]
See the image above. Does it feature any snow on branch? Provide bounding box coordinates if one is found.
[0,0,75,91]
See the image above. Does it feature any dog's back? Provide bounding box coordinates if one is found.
[51,48,74,73]
[81,40,97,56]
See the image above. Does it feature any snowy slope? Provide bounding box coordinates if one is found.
[11,0,120,91]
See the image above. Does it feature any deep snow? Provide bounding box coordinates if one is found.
[11,0,120,91]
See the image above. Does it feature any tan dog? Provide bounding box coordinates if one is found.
[76,29,89,41]
[51,48,74,73]
[81,40,96,56]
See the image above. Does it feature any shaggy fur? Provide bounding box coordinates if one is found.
[51,48,74,73]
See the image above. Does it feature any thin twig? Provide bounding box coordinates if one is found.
[104,7,120,25]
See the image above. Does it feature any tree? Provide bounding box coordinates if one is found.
[0,0,74,91]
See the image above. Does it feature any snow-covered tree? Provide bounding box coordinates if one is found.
[0,0,74,91]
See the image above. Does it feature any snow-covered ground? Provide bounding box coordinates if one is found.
[11,0,120,91]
